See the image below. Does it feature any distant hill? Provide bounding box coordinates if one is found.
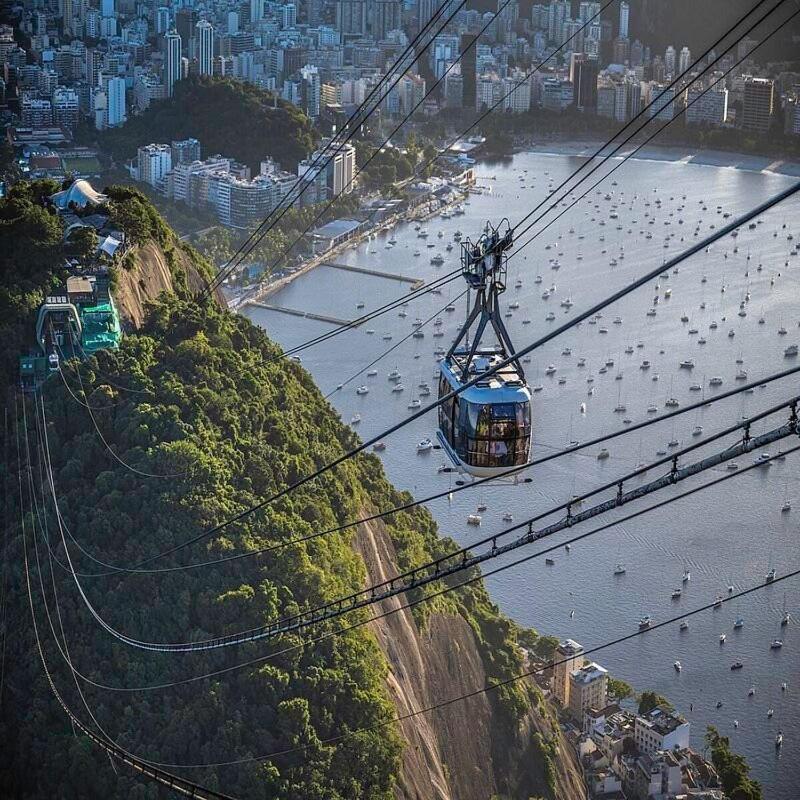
[467,1,799,64]
[98,77,318,171]
[630,0,800,62]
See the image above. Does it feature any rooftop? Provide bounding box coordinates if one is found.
[638,706,688,736]
[312,218,362,238]
[571,661,608,685]
[558,638,584,656]
[50,179,107,210]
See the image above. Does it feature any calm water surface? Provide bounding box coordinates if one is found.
[244,150,800,797]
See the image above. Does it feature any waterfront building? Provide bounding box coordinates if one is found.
[646,82,677,120]
[741,76,775,132]
[503,70,532,113]
[568,662,608,721]
[541,77,573,112]
[685,87,728,126]
[552,639,585,707]
[634,707,691,756]
[571,53,598,112]
[631,750,683,799]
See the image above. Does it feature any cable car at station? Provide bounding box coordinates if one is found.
[437,221,532,478]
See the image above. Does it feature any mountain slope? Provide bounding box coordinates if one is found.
[1,192,584,799]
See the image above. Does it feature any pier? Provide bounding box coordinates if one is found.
[248,301,355,327]
[325,262,424,288]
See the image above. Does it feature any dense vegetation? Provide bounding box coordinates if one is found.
[705,727,763,800]
[1,192,535,798]
[0,179,68,389]
[637,690,674,715]
[98,78,318,172]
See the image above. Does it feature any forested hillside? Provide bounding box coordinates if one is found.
[1,191,580,798]
[97,78,318,172]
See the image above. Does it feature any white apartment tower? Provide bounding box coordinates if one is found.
[106,76,126,126]
[196,20,213,76]
[664,45,676,76]
[619,1,629,39]
[165,30,182,96]
[678,46,691,75]
[137,144,172,187]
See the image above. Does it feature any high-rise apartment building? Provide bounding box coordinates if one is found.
[571,53,598,112]
[171,138,201,165]
[370,0,401,40]
[552,639,585,707]
[579,2,601,24]
[678,46,691,75]
[52,86,80,129]
[547,0,569,41]
[250,0,263,24]
[619,1,629,39]
[686,87,728,126]
[61,0,73,36]
[568,662,608,722]
[196,20,213,76]
[741,76,774,132]
[664,45,676,76]
[165,30,182,97]
[137,144,172,187]
[106,76,126,126]
[460,33,477,109]
[156,7,170,34]
[336,0,367,36]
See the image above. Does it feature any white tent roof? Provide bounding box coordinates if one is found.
[50,179,108,210]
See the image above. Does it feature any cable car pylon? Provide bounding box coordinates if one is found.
[437,221,532,479]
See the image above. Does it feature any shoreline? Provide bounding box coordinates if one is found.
[230,189,469,310]
[513,139,800,177]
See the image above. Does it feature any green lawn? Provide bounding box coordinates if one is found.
[61,156,102,174]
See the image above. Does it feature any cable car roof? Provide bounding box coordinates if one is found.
[441,351,530,403]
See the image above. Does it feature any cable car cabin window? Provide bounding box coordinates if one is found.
[438,376,456,443]
[456,400,531,468]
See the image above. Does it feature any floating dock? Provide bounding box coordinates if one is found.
[248,301,355,327]
[325,262,424,289]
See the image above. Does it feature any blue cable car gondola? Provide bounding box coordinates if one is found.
[437,221,532,478]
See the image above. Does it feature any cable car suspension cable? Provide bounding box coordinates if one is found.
[40,385,799,651]
[40,363,800,579]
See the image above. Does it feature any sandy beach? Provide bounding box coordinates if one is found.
[523,140,800,177]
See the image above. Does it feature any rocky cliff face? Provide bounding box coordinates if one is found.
[355,518,585,800]
[114,240,221,329]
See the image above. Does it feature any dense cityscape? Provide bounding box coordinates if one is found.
[1,0,799,230]
[1,1,797,799]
